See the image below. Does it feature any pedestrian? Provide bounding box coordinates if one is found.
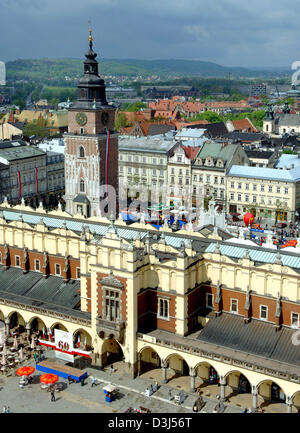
[2,405,6,413]
[242,407,248,413]
[68,375,73,385]
[91,376,96,387]
[34,352,38,364]
[168,389,172,401]
[109,365,114,375]
[50,390,56,402]
[80,377,85,386]
[6,406,10,413]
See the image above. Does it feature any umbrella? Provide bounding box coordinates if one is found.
[16,366,35,377]
[18,347,24,361]
[31,336,36,350]
[2,344,7,357]
[40,373,59,385]
[1,352,6,366]
[13,335,18,350]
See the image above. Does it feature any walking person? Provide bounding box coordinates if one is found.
[33,352,38,364]
[6,406,10,413]
[50,390,56,402]
[109,365,114,375]
[91,376,96,387]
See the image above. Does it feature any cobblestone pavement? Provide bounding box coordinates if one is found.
[0,349,292,413]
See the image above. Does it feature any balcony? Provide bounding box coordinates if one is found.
[96,316,125,343]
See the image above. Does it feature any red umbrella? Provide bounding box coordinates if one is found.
[16,366,35,377]
[40,373,59,384]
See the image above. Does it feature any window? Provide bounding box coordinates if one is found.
[214,177,218,184]
[253,184,257,191]
[230,193,234,200]
[186,169,189,176]
[158,298,169,319]
[119,155,123,161]
[119,166,123,172]
[80,179,85,193]
[152,169,156,175]
[153,158,156,164]
[79,146,85,158]
[128,155,132,162]
[55,264,61,276]
[260,305,268,321]
[135,156,139,162]
[177,156,182,163]
[159,170,164,176]
[238,194,241,201]
[35,259,40,271]
[77,205,83,214]
[245,183,249,190]
[142,157,146,163]
[206,293,213,309]
[220,177,224,185]
[245,195,249,202]
[15,256,20,267]
[179,169,182,175]
[194,175,197,181]
[142,168,146,175]
[206,175,210,183]
[269,186,272,192]
[230,299,238,314]
[128,167,132,174]
[171,168,175,174]
[277,187,281,194]
[238,183,242,189]
[291,312,299,328]
[285,187,288,194]
[135,168,139,174]
[105,289,120,322]
[80,128,84,134]
[160,159,163,164]
[76,268,80,279]
[253,195,257,203]
[230,182,234,188]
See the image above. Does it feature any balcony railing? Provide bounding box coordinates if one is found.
[96,316,125,343]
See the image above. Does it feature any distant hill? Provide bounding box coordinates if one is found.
[6,58,251,81]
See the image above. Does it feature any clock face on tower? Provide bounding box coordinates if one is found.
[76,112,87,126]
[101,111,109,126]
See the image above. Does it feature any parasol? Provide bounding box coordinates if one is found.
[40,373,59,385]
[13,335,18,350]
[1,352,6,366]
[16,366,35,377]
[18,347,24,361]
[30,336,36,350]
[2,344,7,357]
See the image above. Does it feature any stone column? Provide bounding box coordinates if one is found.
[286,396,293,413]
[220,376,226,401]
[4,317,9,337]
[252,385,258,412]
[161,360,168,384]
[190,367,196,393]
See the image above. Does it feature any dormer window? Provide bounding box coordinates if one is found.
[80,179,85,193]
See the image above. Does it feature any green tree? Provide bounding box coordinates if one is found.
[115,112,129,130]
[23,121,50,138]
[193,111,223,123]
[12,97,25,110]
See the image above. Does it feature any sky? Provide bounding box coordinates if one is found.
[1,0,300,68]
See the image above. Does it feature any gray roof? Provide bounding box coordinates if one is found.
[197,312,300,367]
[228,164,300,182]
[0,265,81,311]
[278,114,300,127]
[118,134,176,154]
[73,194,90,204]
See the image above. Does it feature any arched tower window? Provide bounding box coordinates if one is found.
[80,179,85,193]
[79,146,85,157]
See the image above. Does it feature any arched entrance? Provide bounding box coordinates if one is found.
[258,380,286,413]
[138,347,161,377]
[164,353,191,392]
[224,371,255,408]
[29,317,47,338]
[292,391,300,413]
[51,323,68,333]
[101,338,123,367]
[9,312,25,334]
[73,329,92,350]
[195,362,221,396]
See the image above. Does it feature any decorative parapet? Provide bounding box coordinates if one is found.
[96,316,125,343]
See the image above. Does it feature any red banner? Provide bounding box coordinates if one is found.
[35,167,39,193]
[17,171,21,198]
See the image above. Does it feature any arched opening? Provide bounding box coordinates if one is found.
[9,312,25,335]
[258,380,287,413]
[138,347,161,377]
[164,353,191,392]
[73,329,92,350]
[224,371,256,408]
[292,391,300,413]
[194,362,222,397]
[51,323,68,334]
[79,146,85,158]
[80,179,85,193]
[101,337,123,369]
[29,317,47,338]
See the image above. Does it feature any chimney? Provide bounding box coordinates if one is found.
[8,111,15,124]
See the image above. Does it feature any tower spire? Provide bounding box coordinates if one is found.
[88,20,93,49]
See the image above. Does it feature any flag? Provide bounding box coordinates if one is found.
[84,336,87,351]
[105,129,110,197]
[35,167,39,193]
[42,327,45,339]
[77,334,80,348]
[17,171,21,198]
[48,327,52,340]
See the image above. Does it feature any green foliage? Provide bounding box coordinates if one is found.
[282,150,298,154]
[193,111,223,123]
[12,97,25,110]
[23,121,51,138]
[115,112,129,130]
[40,86,77,102]
[192,109,266,129]
[120,101,147,112]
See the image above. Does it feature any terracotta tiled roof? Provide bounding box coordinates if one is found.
[231,118,257,132]
[182,145,201,161]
